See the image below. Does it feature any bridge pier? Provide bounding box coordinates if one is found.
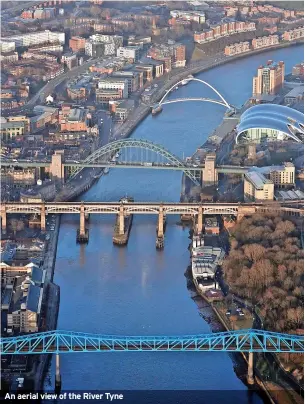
[119,205,125,235]
[40,203,46,232]
[55,353,62,394]
[1,205,7,233]
[237,213,244,222]
[77,203,89,243]
[157,206,164,237]
[156,206,165,249]
[197,206,203,235]
[247,352,255,385]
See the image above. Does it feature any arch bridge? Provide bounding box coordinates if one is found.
[1,329,303,355]
[156,77,232,110]
[69,139,201,185]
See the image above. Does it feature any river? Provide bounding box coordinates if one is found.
[45,45,303,402]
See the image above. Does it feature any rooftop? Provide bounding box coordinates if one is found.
[245,171,273,189]
[68,108,87,122]
[237,104,304,143]
[285,86,304,98]
[26,284,42,313]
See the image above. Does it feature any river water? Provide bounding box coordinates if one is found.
[46,45,303,402]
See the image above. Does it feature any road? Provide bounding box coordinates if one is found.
[96,110,112,147]
[2,1,41,15]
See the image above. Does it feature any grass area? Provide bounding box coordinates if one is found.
[191,46,207,61]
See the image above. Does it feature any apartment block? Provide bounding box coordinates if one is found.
[252,60,285,96]
[244,171,274,202]
[282,27,304,42]
[116,46,140,62]
[252,35,279,49]
[194,21,255,43]
[98,78,128,99]
[224,41,250,56]
[1,30,65,48]
[69,36,86,52]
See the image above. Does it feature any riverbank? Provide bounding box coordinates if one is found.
[32,216,61,390]
[187,224,303,404]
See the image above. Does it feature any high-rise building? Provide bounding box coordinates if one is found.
[252,60,285,96]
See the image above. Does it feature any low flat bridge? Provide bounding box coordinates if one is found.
[1,201,303,238]
[1,329,303,355]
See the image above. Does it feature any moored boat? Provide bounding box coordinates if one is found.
[151,104,163,116]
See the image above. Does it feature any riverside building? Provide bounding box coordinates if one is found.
[253,60,285,96]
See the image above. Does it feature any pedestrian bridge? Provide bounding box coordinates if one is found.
[1,329,303,355]
[157,77,232,110]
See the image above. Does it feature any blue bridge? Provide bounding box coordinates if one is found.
[1,329,303,355]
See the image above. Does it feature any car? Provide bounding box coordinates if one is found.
[238,311,245,316]
[226,310,231,316]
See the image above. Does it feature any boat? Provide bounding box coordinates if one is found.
[181,75,193,86]
[225,107,235,117]
[103,167,109,174]
[119,195,134,203]
[151,104,163,116]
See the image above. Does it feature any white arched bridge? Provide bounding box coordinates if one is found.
[155,77,232,111]
[69,139,201,185]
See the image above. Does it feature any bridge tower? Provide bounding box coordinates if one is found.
[40,203,46,232]
[202,153,218,186]
[50,151,65,184]
[1,204,7,233]
[247,144,256,160]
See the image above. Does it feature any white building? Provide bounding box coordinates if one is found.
[1,30,65,48]
[116,46,140,62]
[0,41,15,53]
[98,78,128,99]
[244,171,274,202]
[85,34,123,56]
[0,52,18,63]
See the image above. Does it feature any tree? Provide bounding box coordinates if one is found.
[89,6,102,17]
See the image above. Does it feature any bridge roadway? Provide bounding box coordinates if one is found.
[1,329,303,355]
[0,159,255,175]
[1,202,304,216]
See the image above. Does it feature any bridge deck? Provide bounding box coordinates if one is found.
[1,329,303,355]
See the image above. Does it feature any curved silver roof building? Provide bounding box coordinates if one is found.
[236,104,304,144]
